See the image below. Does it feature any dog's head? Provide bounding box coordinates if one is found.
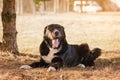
[43,24,66,49]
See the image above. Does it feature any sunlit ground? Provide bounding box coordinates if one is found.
[0,12,120,80]
[0,12,120,57]
[5,13,120,52]
[0,12,120,54]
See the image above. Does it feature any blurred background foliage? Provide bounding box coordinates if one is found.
[0,0,120,14]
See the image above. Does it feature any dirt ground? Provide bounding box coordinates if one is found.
[0,52,120,80]
[0,12,120,80]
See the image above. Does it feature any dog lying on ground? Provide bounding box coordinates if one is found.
[20,24,101,71]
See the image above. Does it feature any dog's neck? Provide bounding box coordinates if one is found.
[49,45,62,54]
[42,46,62,63]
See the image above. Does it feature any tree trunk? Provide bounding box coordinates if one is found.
[80,0,83,13]
[43,0,46,11]
[96,0,120,11]
[0,0,19,54]
[54,0,59,13]
[67,0,69,12]
[69,0,74,12]
[30,0,36,14]
[16,0,23,15]
[22,0,35,14]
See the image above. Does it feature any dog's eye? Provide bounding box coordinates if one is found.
[48,27,53,32]
[60,27,64,31]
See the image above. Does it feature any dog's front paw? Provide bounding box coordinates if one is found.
[78,64,86,68]
[47,66,56,72]
[20,65,32,69]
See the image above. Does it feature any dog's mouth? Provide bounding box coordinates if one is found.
[52,39,60,49]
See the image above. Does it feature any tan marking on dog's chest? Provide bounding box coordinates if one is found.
[42,47,61,63]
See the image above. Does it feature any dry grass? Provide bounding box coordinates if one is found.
[0,12,120,80]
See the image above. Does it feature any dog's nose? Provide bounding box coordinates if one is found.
[55,31,59,36]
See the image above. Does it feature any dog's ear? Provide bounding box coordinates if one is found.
[61,26,66,38]
[40,41,49,56]
[61,26,64,30]
[44,26,48,35]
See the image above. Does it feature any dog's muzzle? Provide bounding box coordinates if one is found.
[54,31,59,37]
[50,30,61,49]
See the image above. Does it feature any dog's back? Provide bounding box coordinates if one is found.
[59,45,80,67]
[57,43,101,67]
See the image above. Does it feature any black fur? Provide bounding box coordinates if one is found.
[30,59,49,68]
[51,57,63,69]
[30,24,101,70]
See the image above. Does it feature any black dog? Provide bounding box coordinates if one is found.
[21,24,101,71]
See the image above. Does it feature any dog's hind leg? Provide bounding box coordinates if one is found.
[78,43,101,67]
[84,48,101,67]
[91,48,101,60]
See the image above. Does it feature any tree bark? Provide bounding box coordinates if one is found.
[0,0,19,54]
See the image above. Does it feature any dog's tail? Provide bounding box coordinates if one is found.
[91,48,101,60]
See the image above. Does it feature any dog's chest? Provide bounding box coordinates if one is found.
[42,48,60,63]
